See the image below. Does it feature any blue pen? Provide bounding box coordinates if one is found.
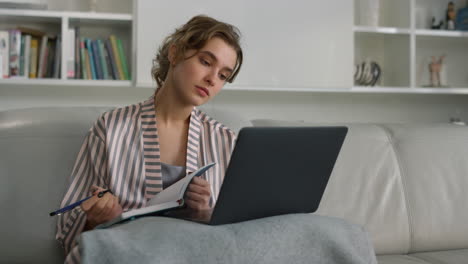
[49,189,112,216]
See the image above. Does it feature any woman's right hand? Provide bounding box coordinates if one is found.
[81,186,123,230]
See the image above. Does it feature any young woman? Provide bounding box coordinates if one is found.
[56,15,243,263]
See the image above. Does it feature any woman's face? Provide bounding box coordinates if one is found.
[169,37,238,106]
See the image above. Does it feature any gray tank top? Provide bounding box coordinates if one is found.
[161,162,186,189]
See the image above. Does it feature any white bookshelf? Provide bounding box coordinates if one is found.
[354,0,468,94]
[0,7,133,86]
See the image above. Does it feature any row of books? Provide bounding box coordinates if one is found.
[69,28,130,80]
[0,26,130,81]
[0,27,61,79]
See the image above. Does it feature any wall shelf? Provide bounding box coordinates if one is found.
[354,0,468,90]
[354,26,411,34]
[0,9,131,21]
[0,78,131,87]
[352,86,468,94]
[415,29,468,38]
[0,7,133,85]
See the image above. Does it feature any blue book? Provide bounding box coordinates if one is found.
[91,40,103,79]
[85,39,96,80]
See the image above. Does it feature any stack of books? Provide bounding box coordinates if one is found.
[0,27,60,79]
[0,26,130,81]
[69,27,130,80]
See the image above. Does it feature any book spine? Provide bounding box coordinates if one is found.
[84,43,92,80]
[80,39,88,80]
[74,27,81,79]
[105,39,118,80]
[91,40,103,79]
[0,31,8,78]
[116,38,129,80]
[46,39,54,78]
[29,38,38,78]
[103,42,114,80]
[67,28,75,79]
[97,39,109,80]
[23,35,31,78]
[9,29,21,77]
[86,39,97,80]
[53,37,61,78]
[109,35,124,80]
[37,35,48,78]
[19,35,25,77]
[0,53,3,79]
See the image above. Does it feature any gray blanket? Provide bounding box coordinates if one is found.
[80,214,377,264]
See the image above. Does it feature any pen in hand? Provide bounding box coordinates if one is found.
[49,189,112,217]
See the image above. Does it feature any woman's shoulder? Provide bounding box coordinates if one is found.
[193,108,236,137]
[97,102,145,123]
[90,101,146,133]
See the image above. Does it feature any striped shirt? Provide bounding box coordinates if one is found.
[56,95,236,263]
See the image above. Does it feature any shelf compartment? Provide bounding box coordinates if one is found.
[414,0,466,30]
[354,0,410,28]
[355,32,410,87]
[67,19,132,81]
[415,35,468,88]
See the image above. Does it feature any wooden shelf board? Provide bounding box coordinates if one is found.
[0,78,132,87]
[354,26,411,35]
[415,29,468,38]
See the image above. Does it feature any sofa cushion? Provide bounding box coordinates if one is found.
[384,124,468,252]
[252,119,468,255]
[251,119,411,255]
[376,255,429,264]
[410,249,468,264]
[0,107,110,264]
[377,249,468,264]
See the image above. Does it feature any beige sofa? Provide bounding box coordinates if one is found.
[253,119,468,264]
[1,107,467,263]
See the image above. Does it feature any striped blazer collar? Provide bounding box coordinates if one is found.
[140,95,202,199]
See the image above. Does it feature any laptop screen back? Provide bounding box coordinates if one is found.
[209,126,348,225]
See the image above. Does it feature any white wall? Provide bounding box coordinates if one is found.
[136,0,353,88]
[1,0,468,124]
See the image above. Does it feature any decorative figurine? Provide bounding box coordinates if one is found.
[446,2,456,30]
[431,17,444,29]
[429,55,445,87]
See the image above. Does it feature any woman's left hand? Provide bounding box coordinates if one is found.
[185,176,212,211]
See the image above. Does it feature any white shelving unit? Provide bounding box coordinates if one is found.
[0,8,133,87]
[2,0,467,95]
[354,0,468,94]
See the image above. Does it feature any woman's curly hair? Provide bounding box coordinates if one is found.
[151,15,243,88]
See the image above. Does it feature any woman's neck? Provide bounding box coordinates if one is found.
[154,85,192,126]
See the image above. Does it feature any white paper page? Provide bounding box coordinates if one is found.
[146,163,215,206]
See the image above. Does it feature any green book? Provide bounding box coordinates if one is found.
[116,38,129,80]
